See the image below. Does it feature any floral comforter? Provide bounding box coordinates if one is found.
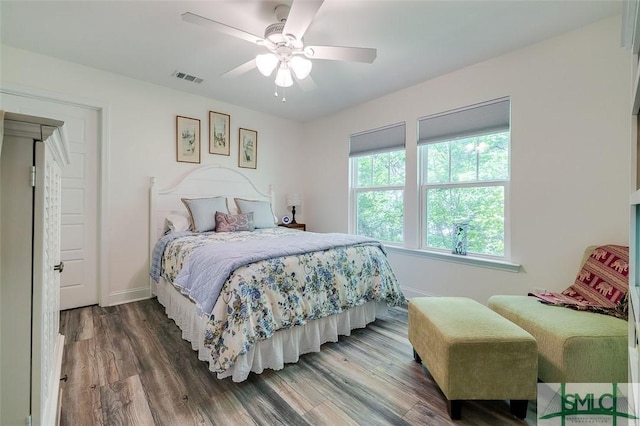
[157,228,405,373]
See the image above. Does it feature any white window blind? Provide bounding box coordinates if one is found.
[418,98,510,145]
[349,122,406,157]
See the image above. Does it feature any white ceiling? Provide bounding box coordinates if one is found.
[0,1,622,123]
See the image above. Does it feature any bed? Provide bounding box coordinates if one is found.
[148,165,405,382]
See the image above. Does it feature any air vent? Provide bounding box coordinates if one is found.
[172,70,204,84]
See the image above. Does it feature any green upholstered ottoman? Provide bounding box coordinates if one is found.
[488,295,628,384]
[408,297,537,420]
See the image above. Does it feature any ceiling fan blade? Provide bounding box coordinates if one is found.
[282,0,324,41]
[182,12,263,45]
[306,45,377,63]
[220,58,257,78]
[295,74,317,92]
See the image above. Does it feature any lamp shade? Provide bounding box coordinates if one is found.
[256,53,278,77]
[286,193,301,207]
[289,56,312,79]
[275,65,294,88]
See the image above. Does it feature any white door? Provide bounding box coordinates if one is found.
[1,93,99,309]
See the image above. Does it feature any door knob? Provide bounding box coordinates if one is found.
[54,262,64,273]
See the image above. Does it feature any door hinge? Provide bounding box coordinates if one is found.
[26,414,32,426]
[30,166,36,187]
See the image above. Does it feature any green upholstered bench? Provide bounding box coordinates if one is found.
[408,297,538,420]
[488,295,628,383]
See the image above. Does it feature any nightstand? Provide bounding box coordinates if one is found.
[279,223,306,231]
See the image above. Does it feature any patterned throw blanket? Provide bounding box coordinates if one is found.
[529,245,629,319]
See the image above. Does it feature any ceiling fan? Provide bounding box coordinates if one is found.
[182,0,377,96]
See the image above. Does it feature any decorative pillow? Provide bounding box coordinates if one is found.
[164,212,190,234]
[234,198,276,228]
[181,197,229,232]
[214,211,254,232]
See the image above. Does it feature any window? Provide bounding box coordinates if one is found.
[350,123,406,243]
[418,98,510,257]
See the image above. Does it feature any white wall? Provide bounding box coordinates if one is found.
[0,16,633,306]
[1,45,305,305]
[301,16,633,303]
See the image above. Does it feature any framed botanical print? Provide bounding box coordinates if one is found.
[176,115,201,163]
[238,128,257,169]
[209,111,230,156]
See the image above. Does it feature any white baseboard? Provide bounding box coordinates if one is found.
[401,285,437,299]
[107,286,152,306]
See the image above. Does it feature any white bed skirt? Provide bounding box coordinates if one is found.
[153,278,388,382]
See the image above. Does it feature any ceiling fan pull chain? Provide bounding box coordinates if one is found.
[274,84,278,97]
[282,87,287,103]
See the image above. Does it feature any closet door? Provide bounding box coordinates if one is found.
[1,93,99,309]
[32,138,65,426]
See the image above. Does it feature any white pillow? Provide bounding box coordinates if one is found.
[182,197,229,232]
[164,213,190,234]
[226,197,239,215]
[234,198,276,228]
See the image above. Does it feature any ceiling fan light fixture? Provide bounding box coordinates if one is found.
[289,56,312,79]
[256,53,279,76]
[275,65,294,87]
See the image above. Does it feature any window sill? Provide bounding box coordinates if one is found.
[384,246,521,273]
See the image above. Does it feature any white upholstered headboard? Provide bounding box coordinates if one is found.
[149,165,275,261]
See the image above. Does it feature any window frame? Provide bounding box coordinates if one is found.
[418,131,511,259]
[349,148,406,245]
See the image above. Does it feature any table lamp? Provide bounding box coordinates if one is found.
[286,193,301,224]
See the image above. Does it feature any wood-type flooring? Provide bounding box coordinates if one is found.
[59,299,536,425]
